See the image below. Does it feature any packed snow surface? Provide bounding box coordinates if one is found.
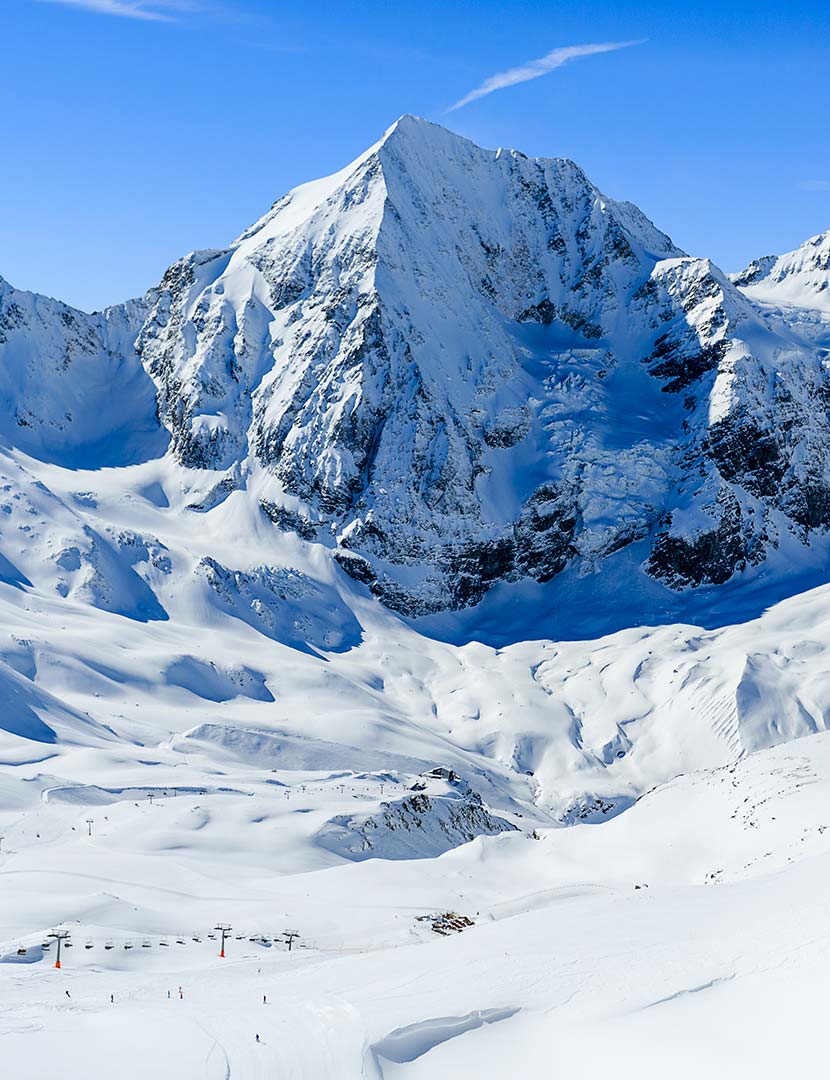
[1,116,830,1076]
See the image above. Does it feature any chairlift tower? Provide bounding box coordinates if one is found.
[48,929,71,969]
[215,923,232,958]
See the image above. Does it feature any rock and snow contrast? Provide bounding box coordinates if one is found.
[1,116,830,1077]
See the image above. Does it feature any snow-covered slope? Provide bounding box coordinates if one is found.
[3,115,830,1076]
[0,277,163,467]
[4,713,830,1078]
[734,228,830,311]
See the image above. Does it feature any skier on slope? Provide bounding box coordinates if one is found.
[255,1033,260,1043]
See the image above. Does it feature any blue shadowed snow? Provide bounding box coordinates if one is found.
[164,657,274,703]
[415,538,830,647]
[0,551,32,590]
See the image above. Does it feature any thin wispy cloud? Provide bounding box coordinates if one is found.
[799,180,830,192]
[448,39,646,112]
[35,0,201,20]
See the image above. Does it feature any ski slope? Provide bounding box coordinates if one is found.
[3,730,830,1078]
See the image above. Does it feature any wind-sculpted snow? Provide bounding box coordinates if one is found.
[53,527,169,623]
[172,723,431,775]
[163,658,274,702]
[0,658,114,752]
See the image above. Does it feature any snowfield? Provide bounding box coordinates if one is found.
[4,717,830,1077]
[2,116,830,1077]
[3,448,830,1076]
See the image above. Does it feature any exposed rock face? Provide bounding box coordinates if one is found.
[316,789,518,860]
[731,254,777,288]
[2,118,830,614]
[121,116,691,613]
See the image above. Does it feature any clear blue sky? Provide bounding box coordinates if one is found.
[3,0,829,311]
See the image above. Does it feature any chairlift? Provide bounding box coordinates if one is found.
[64,940,73,948]
[104,940,114,950]
[159,938,169,947]
[17,946,26,956]
[142,938,151,948]
[84,939,93,950]
[124,940,133,950]
[192,933,201,942]
[176,937,185,945]
[42,940,51,948]
[207,932,216,940]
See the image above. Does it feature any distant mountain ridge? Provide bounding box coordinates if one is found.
[732,228,830,311]
[2,116,830,616]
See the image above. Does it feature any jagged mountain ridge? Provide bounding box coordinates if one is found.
[2,116,830,615]
[0,276,162,467]
[733,228,830,311]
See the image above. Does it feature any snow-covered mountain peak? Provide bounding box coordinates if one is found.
[4,118,830,619]
[235,115,681,269]
[734,227,830,311]
[131,118,712,612]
